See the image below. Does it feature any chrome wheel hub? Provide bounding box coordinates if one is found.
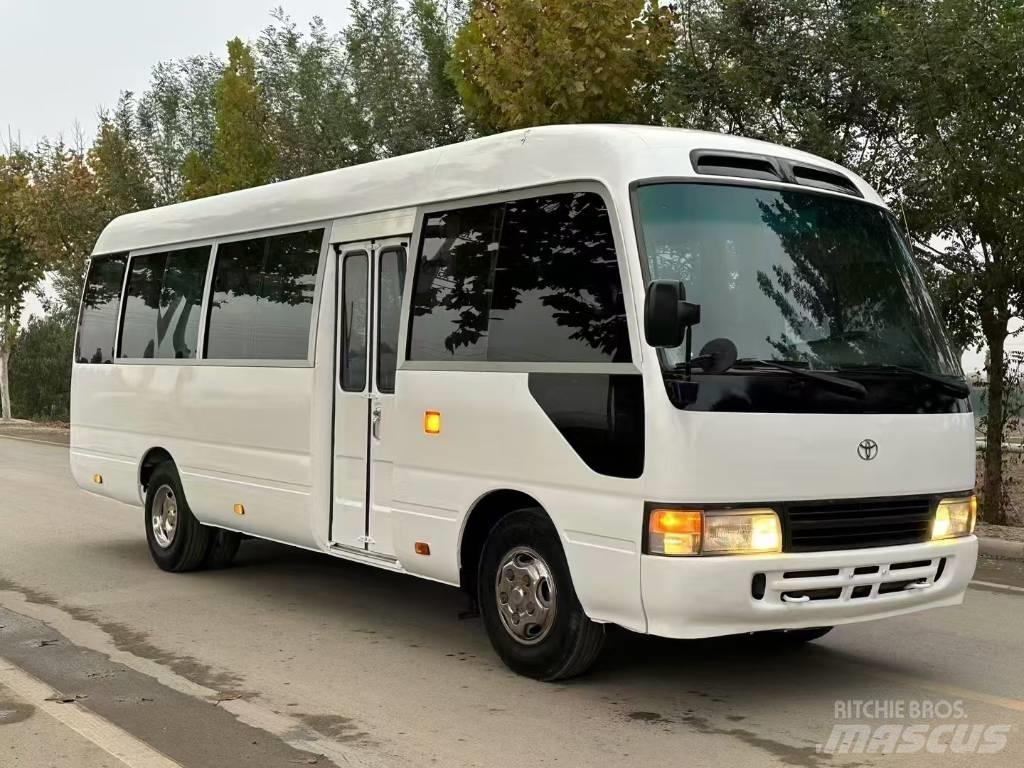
[151,485,178,549]
[495,547,556,645]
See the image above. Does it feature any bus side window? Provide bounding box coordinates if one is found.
[77,255,127,364]
[340,252,369,392]
[376,247,406,394]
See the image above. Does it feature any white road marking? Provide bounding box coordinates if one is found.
[0,657,183,768]
[971,579,1024,594]
[0,591,382,768]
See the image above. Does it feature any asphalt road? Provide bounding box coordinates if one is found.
[1,435,1023,768]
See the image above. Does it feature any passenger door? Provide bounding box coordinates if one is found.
[331,239,407,558]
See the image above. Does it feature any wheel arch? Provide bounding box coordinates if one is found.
[458,488,554,596]
[138,446,175,501]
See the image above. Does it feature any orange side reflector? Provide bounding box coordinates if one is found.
[92,474,103,485]
[233,503,246,516]
[649,508,703,535]
[414,542,431,556]
[424,410,441,435]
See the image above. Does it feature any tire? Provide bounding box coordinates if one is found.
[478,508,605,681]
[204,530,242,569]
[144,462,212,572]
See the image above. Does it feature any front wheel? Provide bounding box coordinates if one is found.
[478,509,605,681]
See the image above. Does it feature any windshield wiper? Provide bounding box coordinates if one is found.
[730,358,868,399]
[837,364,971,399]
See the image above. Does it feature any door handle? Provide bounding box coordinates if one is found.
[371,403,382,440]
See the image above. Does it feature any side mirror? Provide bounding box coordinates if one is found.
[644,280,701,348]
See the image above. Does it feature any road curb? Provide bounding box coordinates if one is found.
[978,536,1024,560]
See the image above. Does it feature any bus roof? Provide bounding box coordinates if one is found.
[92,124,884,255]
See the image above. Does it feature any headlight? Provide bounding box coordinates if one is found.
[932,496,976,540]
[648,508,782,556]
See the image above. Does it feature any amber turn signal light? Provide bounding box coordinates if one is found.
[648,508,702,556]
[424,410,441,435]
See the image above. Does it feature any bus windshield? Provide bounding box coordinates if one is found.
[634,183,962,376]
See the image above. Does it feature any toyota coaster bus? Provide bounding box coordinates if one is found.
[71,125,978,680]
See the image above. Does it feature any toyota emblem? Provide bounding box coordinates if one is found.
[857,439,879,461]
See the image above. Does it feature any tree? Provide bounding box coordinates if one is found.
[345,0,469,157]
[886,0,1024,524]
[182,38,277,199]
[21,141,107,312]
[666,0,907,190]
[91,94,157,218]
[8,309,75,422]
[256,10,373,178]
[0,154,46,421]
[450,0,676,132]
[135,55,223,203]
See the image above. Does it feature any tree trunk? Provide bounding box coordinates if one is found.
[0,344,11,422]
[983,330,1007,525]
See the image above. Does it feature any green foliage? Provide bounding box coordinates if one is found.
[257,10,374,178]
[346,0,469,156]
[666,0,906,185]
[0,153,47,420]
[9,310,75,422]
[450,0,675,132]
[183,38,278,199]
[20,142,107,312]
[136,55,223,203]
[91,94,157,217]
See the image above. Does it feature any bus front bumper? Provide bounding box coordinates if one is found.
[640,536,978,638]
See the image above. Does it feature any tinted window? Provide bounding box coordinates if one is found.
[408,204,501,360]
[408,192,629,363]
[77,255,127,364]
[636,184,961,375]
[205,229,323,360]
[157,247,209,358]
[340,252,368,391]
[119,247,210,359]
[377,247,406,393]
[489,194,629,362]
[120,254,166,358]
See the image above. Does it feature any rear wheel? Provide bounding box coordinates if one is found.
[145,463,211,572]
[204,530,242,569]
[478,508,605,681]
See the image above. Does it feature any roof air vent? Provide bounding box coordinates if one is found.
[691,151,782,182]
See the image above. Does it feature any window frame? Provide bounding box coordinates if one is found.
[375,244,407,394]
[116,245,211,361]
[339,249,371,393]
[402,180,639,373]
[112,221,330,368]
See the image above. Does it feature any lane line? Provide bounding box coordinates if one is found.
[970,579,1024,594]
[0,657,183,768]
[0,433,69,448]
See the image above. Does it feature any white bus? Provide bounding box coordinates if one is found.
[72,125,978,680]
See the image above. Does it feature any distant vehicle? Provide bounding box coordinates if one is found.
[71,125,978,680]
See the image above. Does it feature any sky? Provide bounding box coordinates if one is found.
[2,0,351,326]
[0,0,351,149]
